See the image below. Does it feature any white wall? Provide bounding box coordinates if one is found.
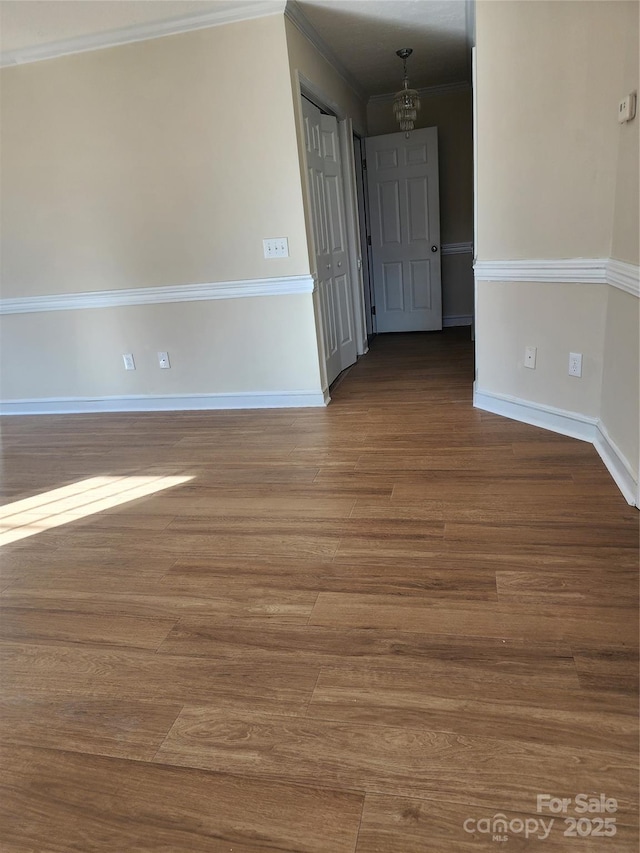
[475,0,639,501]
[0,14,326,408]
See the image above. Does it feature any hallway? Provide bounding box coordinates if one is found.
[1,328,638,851]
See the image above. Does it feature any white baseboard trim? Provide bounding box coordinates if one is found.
[442,314,473,327]
[0,390,328,415]
[594,422,639,506]
[473,385,597,442]
[0,275,316,316]
[474,385,638,505]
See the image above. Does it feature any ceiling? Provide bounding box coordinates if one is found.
[296,1,471,95]
[0,0,472,95]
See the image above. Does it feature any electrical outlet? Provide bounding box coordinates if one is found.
[524,346,537,369]
[618,93,637,123]
[157,351,171,369]
[568,352,582,377]
[122,353,136,371]
[263,237,289,258]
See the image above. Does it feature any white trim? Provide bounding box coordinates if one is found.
[0,1,286,67]
[474,258,608,283]
[368,81,471,105]
[442,242,473,256]
[594,422,638,506]
[0,276,315,316]
[443,314,473,327]
[474,385,638,506]
[298,72,365,138]
[285,1,366,102]
[473,385,598,442]
[473,257,640,294]
[606,258,640,297]
[0,390,327,416]
[338,116,368,356]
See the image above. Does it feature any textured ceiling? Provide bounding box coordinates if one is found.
[297,0,471,94]
[0,0,471,94]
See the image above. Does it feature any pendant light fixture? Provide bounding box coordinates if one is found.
[393,48,420,137]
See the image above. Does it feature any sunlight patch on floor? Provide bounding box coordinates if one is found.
[0,475,193,546]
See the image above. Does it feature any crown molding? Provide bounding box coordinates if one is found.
[285,1,367,102]
[0,275,315,316]
[0,1,286,67]
[368,80,471,105]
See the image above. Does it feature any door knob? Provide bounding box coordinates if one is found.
[431,245,438,253]
[327,264,331,269]
[337,261,342,267]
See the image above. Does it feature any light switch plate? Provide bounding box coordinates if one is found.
[263,237,289,258]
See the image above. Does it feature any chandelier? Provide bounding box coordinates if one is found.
[393,48,420,137]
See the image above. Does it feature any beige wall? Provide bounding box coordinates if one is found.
[1,16,311,296]
[476,281,607,418]
[604,1,640,477]
[368,89,474,319]
[0,295,321,400]
[475,0,639,496]
[611,1,640,265]
[476,0,628,261]
[600,288,640,475]
[0,15,325,403]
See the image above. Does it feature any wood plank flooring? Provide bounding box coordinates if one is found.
[1,328,638,851]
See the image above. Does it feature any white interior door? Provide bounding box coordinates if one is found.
[366,128,442,332]
[302,96,357,385]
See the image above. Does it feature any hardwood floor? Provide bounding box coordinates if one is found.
[1,328,638,852]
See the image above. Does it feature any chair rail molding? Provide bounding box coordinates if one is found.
[474,257,640,296]
[0,275,316,316]
[474,258,609,284]
[606,258,640,297]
